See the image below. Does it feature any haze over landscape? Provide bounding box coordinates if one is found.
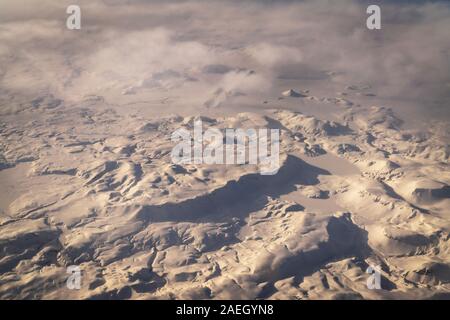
[0,0,449,299]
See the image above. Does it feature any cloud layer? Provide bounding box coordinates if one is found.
[0,0,449,116]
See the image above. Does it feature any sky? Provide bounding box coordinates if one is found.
[0,0,449,119]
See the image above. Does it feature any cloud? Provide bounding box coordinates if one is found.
[81,28,214,87]
[246,43,303,68]
[0,0,449,113]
